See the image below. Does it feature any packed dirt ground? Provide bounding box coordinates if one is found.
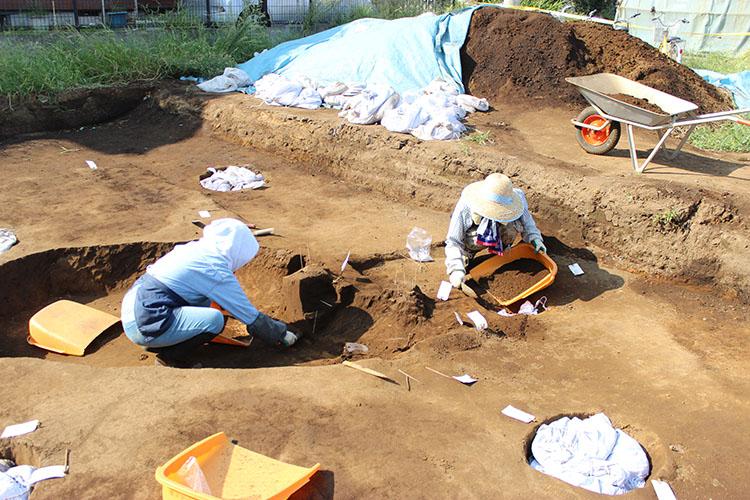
[2,8,750,499]
[1,82,749,499]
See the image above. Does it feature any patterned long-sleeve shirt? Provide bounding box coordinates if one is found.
[445,188,542,275]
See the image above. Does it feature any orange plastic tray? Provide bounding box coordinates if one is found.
[467,243,557,306]
[155,432,320,500]
[27,299,120,356]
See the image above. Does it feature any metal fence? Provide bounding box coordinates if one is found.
[0,0,456,30]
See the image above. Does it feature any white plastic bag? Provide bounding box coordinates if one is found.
[406,227,433,262]
[0,229,17,254]
[177,456,212,495]
[197,68,251,93]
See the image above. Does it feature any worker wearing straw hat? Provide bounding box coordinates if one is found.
[445,173,546,288]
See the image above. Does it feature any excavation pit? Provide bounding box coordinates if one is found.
[524,413,653,496]
[0,243,494,368]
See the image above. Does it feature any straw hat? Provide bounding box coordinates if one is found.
[463,173,524,223]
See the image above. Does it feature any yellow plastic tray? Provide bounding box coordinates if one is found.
[468,243,557,306]
[27,299,120,356]
[155,432,320,500]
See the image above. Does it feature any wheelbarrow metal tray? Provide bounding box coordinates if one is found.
[566,73,698,127]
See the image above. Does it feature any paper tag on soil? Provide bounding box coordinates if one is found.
[501,405,535,423]
[198,210,211,218]
[454,311,464,325]
[85,160,98,170]
[569,263,584,276]
[1,419,39,438]
[437,281,452,301]
[466,310,488,331]
[340,251,351,273]
[651,480,677,500]
[29,465,67,485]
[453,374,477,385]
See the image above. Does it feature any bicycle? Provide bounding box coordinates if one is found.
[651,12,689,63]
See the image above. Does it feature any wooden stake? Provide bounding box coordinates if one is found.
[398,369,419,391]
[343,360,398,384]
[425,366,452,379]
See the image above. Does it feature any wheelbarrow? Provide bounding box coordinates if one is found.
[566,73,750,173]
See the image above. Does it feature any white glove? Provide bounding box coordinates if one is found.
[449,270,466,289]
[281,331,298,347]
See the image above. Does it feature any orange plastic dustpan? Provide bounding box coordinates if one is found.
[155,432,320,500]
[27,299,120,356]
[208,302,252,347]
[468,243,557,306]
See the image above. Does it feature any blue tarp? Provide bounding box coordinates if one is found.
[236,7,481,94]
[694,69,750,109]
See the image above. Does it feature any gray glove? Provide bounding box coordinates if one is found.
[246,313,287,345]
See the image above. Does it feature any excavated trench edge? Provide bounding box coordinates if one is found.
[0,242,446,365]
[171,90,748,303]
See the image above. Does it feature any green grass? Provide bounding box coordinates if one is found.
[683,50,750,74]
[652,208,680,227]
[0,16,287,99]
[682,49,750,153]
[519,0,567,11]
[302,0,463,34]
[464,130,493,145]
[688,118,750,153]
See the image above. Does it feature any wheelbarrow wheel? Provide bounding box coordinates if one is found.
[575,106,621,155]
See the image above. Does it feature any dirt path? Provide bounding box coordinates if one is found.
[1,94,749,499]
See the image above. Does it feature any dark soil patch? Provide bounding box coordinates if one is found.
[478,258,549,302]
[608,93,664,114]
[461,8,732,112]
[0,83,153,140]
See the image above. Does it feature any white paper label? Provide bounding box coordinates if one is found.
[453,374,477,385]
[501,405,535,423]
[1,419,39,438]
[652,480,678,500]
[466,310,488,331]
[569,263,584,276]
[340,251,351,273]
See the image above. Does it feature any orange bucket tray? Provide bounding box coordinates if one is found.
[467,242,557,306]
[155,432,320,500]
[27,299,120,356]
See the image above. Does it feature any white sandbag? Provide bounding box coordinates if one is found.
[530,413,649,496]
[199,166,265,192]
[293,87,324,109]
[318,82,348,99]
[254,74,321,109]
[197,68,251,93]
[339,85,399,125]
[412,116,466,141]
[381,102,430,133]
[424,78,460,96]
[456,94,490,113]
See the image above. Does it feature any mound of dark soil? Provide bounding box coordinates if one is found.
[461,8,733,112]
